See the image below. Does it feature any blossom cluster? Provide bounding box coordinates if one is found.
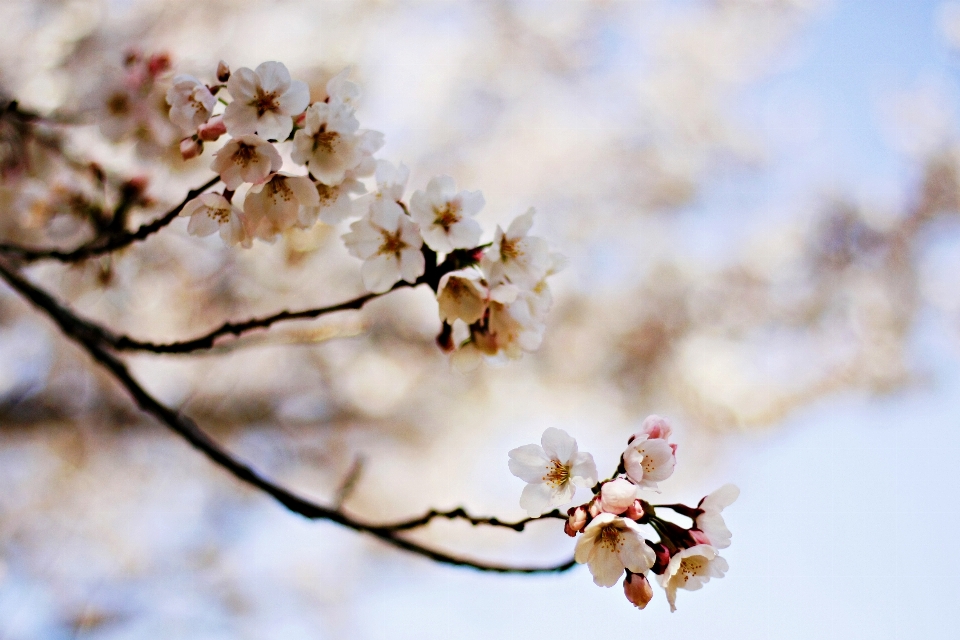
[160,59,563,365]
[508,418,738,611]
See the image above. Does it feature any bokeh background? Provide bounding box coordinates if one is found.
[1,0,959,637]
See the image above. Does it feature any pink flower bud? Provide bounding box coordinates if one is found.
[648,541,671,574]
[216,60,231,83]
[564,506,588,537]
[179,137,203,160]
[588,498,603,518]
[198,116,227,142]
[690,529,711,545]
[623,572,654,610]
[625,499,645,521]
[600,478,637,515]
[628,414,673,444]
[147,52,171,77]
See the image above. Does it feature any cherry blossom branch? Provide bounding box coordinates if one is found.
[0,257,575,574]
[377,508,566,532]
[97,246,473,355]
[0,175,221,263]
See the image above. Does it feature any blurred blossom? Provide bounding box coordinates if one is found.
[0,0,958,637]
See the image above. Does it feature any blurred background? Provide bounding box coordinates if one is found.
[1,0,959,637]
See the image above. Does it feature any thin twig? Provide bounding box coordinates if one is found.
[0,175,221,263]
[0,258,576,574]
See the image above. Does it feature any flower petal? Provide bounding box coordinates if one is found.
[540,427,577,464]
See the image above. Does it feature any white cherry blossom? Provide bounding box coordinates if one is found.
[437,270,489,325]
[210,135,282,190]
[304,176,365,226]
[243,173,320,241]
[325,68,361,108]
[166,75,216,133]
[291,102,383,186]
[355,160,409,214]
[574,513,656,587]
[481,208,551,288]
[623,434,676,491]
[508,427,597,517]
[342,200,424,293]
[694,484,739,549]
[181,193,250,247]
[409,176,484,253]
[660,545,728,612]
[223,61,309,141]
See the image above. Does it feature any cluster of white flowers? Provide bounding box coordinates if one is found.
[508,417,738,611]
[164,59,563,365]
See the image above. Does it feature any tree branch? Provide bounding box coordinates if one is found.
[0,258,576,574]
[0,175,221,263]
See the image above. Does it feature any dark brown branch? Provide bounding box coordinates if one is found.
[377,507,567,532]
[0,175,220,263]
[0,258,576,574]
[96,247,477,355]
[107,289,387,353]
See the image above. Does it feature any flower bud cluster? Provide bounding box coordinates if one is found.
[162,59,563,364]
[508,416,738,611]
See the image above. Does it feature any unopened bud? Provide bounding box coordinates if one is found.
[623,572,654,609]
[647,541,671,575]
[198,116,227,142]
[600,478,636,515]
[625,499,645,521]
[690,529,711,546]
[179,137,203,160]
[564,506,587,537]
[217,60,231,83]
[147,52,171,77]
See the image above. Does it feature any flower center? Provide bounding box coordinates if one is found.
[267,178,294,204]
[312,129,340,154]
[598,524,624,552]
[316,182,337,205]
[107,92,130,116]
[542,459,570,487]
[206,206,232,224]
[677,557,706,584]
[378,229,408,257]
[433,202,462,230]
[252,89,280,117]
[499,236,521,261]
[233,142,257,167]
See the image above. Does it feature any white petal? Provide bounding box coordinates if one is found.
[701,484,740,512]
[255,61,291,93]
[507,444,550,482]
[518,482,554,517]
[569,452,598,487]
[361,254,400,293]
[540,427,577,464]
[588,546,625,588]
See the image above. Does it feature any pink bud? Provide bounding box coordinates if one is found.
[623,573,654,610]
[216,60,231,83]
[147,52,171,77]
[648,542,671,574]
[198,116,227,142]
[625,499,645,521]
[564,506,588,537]
[294,111,307,127]
[637,414,672,442]
[600,478,637,515]
[179,137,203,160]
[690,529,711,546]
